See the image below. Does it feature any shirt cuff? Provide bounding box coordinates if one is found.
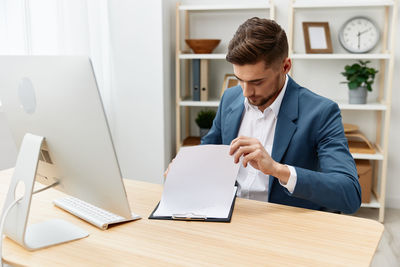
[279,165,297,194]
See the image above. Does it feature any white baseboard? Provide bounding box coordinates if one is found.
[385,196,400,209]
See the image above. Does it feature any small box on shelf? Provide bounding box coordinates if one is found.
[355,159,372,203]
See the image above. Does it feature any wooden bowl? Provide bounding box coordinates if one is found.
[185,39,221,54]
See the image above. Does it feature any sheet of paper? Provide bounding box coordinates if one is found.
[153,145,240,218]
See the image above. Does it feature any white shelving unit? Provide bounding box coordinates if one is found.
[338,102,387,111]
[180,98,388,111]
[175,1,274,149]
[178,4,272,11]
[288,0,398,222]
[352,152,384,161]
[179,99,220,107]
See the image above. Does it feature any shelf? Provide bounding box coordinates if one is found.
[361,194,380,208]
[179,99,220,107]
[351,143,384,160]
[291,53,391,60]
[337,101,387,111]
[180,98,387,110]
[179,53,226,59]
[351,152,384,161]
[292,0,393,9]
[179,4,271,11]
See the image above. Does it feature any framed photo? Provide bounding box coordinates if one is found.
[221,74,239,97]
[302,22,333,53]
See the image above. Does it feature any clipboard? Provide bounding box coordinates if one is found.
[148,188,237,223]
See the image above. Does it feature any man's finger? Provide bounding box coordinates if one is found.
[229,137,257,155]
[242,150,259,168]
[233,145,257,163]
[230,135,247,145]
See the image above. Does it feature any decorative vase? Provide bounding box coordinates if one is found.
[349,86,367,104]
[199,128,210,138]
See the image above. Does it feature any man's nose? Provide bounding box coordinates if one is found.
[242,82,254,97]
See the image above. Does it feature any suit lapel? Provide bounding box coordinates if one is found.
[223,93,244,145]
[269,77,299,194]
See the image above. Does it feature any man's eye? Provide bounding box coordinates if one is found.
[253,82,262,86]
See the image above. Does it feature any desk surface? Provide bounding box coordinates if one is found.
[0,168,383,266]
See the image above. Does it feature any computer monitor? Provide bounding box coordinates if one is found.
[0,56,134,219]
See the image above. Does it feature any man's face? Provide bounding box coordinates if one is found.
[233,59,291,111]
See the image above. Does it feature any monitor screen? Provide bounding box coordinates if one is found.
[0,56,132,219]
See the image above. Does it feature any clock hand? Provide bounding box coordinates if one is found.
[358,31,360,49]
[359,28,371,36]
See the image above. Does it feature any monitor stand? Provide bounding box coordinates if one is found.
[0,133,88,251]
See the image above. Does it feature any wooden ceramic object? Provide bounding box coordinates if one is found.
[185,39,221,54]
[346,131,375,154]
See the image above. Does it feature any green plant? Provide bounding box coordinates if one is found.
[195,109,216,129]
[341,60,378,91]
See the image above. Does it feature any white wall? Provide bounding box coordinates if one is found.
[386,25,400,209]
[107,0,171,183]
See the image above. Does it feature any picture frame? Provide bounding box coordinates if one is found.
[302,22,333,53]
[221,74,239,97]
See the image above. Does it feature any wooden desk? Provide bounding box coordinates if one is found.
[0,168,383,266]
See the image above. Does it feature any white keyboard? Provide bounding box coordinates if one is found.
[53,196,141,230]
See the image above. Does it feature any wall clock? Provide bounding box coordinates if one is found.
[339,17,380,53]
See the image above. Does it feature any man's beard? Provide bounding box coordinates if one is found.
[248,86,281,107]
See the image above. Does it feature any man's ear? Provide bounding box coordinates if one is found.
[282,57,292,74]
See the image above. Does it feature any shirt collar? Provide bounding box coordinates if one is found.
[244,74,288,117]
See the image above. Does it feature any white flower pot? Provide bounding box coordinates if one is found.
[349,86,367,104]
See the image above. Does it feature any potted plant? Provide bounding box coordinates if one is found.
[341,60,378,104]
[195,109,216,138]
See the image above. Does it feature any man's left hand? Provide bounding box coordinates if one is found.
[229,136,290,184]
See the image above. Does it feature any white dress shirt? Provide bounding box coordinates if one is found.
[236,75,297,202]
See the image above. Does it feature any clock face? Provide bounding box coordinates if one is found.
[339,17,380,53]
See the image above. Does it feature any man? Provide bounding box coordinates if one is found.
[202,17,361,214]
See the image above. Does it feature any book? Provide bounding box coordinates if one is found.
[192,59,200,101]
[200,59,208,101]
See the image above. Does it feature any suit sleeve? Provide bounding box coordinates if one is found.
[290,102,361,214]
[200,93,225,145]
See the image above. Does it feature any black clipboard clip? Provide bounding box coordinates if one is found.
[172,212,207,221]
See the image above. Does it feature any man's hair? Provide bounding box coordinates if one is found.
[226,17,288,67]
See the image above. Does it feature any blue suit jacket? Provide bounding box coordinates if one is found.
[202,77,361,214]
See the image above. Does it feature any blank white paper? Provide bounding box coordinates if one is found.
[153,145,240,218]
